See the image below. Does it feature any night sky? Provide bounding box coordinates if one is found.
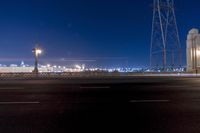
[0,0,199,67]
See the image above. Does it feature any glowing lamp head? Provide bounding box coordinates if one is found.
[33,48,42,55]
[35,49,42,55]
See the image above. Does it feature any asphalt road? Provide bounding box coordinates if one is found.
[0,77,200,133]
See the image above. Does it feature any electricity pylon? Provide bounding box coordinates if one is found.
[150,0,181,70]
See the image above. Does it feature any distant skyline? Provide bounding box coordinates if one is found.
[0,0,199,67]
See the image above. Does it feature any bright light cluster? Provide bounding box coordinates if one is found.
[0,61,186,73]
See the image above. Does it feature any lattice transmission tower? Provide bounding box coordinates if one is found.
[150,0,181,70]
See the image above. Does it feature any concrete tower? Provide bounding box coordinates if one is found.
[186,29,200,73]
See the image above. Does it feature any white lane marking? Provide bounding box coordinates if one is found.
[0,87,25,90]
[0,102,40,104]
[130,100,170,103]
[80,86,110,89]
[191,99,200,102]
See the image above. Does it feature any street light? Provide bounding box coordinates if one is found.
[32,48,42,74]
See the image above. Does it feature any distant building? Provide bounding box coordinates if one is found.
[186,28,200,72]
[0,66,53,73]
[10,64,18,67]
[20,61,25,67]
[0,67,34,73]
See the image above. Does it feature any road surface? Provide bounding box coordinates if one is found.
[0,77,199,133]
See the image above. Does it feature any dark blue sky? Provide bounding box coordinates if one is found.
[0,0,199,67]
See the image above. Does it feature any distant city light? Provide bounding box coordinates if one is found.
[0,60,186,73]
[75,64,81,69]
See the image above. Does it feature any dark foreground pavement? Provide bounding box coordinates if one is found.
[0,76,200,133]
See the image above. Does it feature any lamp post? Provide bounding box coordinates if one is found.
[32,48,42,74]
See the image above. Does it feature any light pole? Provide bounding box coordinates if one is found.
[32,48,42,74]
